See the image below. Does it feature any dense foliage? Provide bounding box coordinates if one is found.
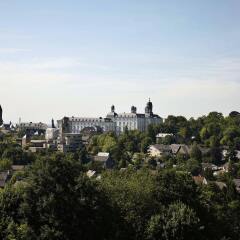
[0,155,239,240]
[0,111,240,239]
[0,135,35,170]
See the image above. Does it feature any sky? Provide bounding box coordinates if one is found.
[0,0,240,124]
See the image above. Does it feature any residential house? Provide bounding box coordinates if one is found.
[148,144,171,157]
[156,133,173,142]
[193,175,208,185]
[93,152,115,169]
[57,133,82,153]
[201,163,218,171]
[86,170,96,178]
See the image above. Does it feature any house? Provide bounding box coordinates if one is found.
[57,133,82,153]
[1,122,15,133]
[193,175,208,185]
[213,162,232,176]
[22,134,31,148]
[170,144,190,156]
[28,140,47,153]
[148,144,171,157]
[148,144,209,158]
[86,170,96,178]
[222,162,230,172]
[93,152,115,169]
[201,163,218,171]
[156,133,173,142]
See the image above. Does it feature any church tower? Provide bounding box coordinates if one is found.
[0,105,3,126]
[111,105,115,113]
[145,98,153,116]
[51,118,55,128]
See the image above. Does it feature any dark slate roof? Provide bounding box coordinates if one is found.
[180,145,191,155]
[106,112,118,118]
[152,114,162,118]
[170,144,181,154]
[151,144,171,152]
[170,144,190,155]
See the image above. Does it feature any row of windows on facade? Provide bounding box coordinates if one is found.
[70,121,141,129]
[71,126,112,131]
[70,117,143,122]
[70,119,108,122]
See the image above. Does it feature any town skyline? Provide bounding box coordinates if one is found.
[0,100,238,125]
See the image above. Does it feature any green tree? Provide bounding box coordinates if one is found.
[186,159,202,176]
[101,169,156,240]
[154,170,198,206]
[0,158,12,171]
[22,156,118,240]
[190,143,202,162]
[146,202,200,240]
[141,137,152,153]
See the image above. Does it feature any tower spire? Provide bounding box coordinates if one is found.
[51,118,55,128]
[0,105,3,125]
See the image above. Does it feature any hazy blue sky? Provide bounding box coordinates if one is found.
[0,0,240,124]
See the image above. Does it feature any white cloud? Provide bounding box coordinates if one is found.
[0,55,240,123]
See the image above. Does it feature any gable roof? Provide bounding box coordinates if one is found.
[215,181,227,190]
[170,144,190,155]
[150,144,171,152]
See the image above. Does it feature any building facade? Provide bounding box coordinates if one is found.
[17,122,48,135]
[57,99,162,136]
[57,116,116,135]
[106,99,163,133]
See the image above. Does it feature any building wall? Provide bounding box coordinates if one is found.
[57,100,162,135]
[58,117,116,134]
[114,115,162,133]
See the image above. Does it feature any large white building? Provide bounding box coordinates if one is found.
[57,99,162,135]
[57,116,115,135]
[106,99,162,134]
